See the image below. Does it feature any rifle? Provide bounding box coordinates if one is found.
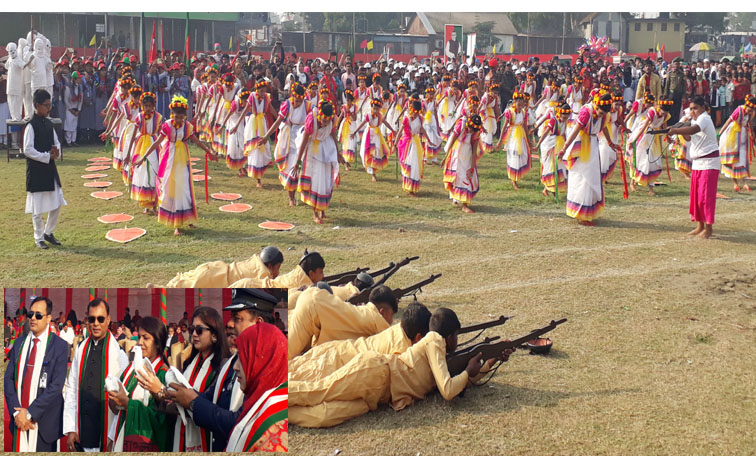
[390,273,442,302]
[647,121,690,135]
[322,267,370,285]
[457,315,512,348]
[446,318,567,377]
[346,257,422,305]
[327,256,419,286]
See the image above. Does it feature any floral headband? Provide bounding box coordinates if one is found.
[594,95,612,107]
[658,99,674,106]
[308,82,318,89]
[746,94,756,110]
[169,95,188,110]
[425,87,436,94]
[239,90,252,100]
[139,91,155,104]
[442,74,452,81]
[512,91,526,99]
[556,106,572,116]
[357,75,367,80]
[343,89,354,98]
[643,92,655,104]
[408,104,422,116]
[372,73,380,81]
[316,102,334,124]
[468,80,478,88]
[397,83,407,90]
[488,83,500,91]
[255,80,269,90]
[370,98,382,108]
[128,86,142,95]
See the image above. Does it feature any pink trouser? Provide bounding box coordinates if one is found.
[689,169,718,225]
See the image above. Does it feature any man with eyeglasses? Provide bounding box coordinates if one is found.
[167,288,279,451]
[63,298,128,452]
[4,296,70,451]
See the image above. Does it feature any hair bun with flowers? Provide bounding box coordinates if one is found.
[612,92,623,102]
[372,73,381,82]
[468,95,480,106]
[466,114,483,131]
[344,89,354,98]
[643,91,655,104]
[239,90,252,100]
[169,95,188,111]
[512,90,526,100]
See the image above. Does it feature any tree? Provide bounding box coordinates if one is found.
[726,12,756,32]
[507,12,586,37]
[472,21,500,50]
[304,13,325,32]
[675,12,727,33]
[324,13,351,32]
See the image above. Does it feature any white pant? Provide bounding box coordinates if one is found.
[23,83,33,119]
[8,94,23,121]
[32,207,60,242]
[65,129,77,143]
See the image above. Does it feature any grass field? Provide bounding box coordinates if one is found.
[2,142,756,455]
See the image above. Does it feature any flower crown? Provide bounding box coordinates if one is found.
[408,104,422,116]
[206,67,218,75]
[442,74,452,81]
[468,95,480,106]
[319,87,330,94]
[594,95,612,107]
[425,87,436,94]
[372,73,380,81]
[643,92,655,104]
[574,76,583,82]
[255,80,269,90]
[239,90,252,100]
[512,91,526,99]
[526,73,534,79]
[658,99,674,106]
[370,98,382,108]
[612,93,623,102]
[489,83,500,91]
[746,95,756,110]
[290,84,306,100]
[357,75,367,80]
[308,82,318,89]
[128,86,142,95]
[343,89,354,98]
[119,77,134,86]
[140,91,156,103]
[600,83,611,90]
[169,95,188,111]
[397,83,407,90]
[316,102,334,124]
[557,106,572,116]
[466,116,483,131]
[468,80,478,87]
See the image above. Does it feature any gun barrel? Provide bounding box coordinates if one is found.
[459,316,512,335]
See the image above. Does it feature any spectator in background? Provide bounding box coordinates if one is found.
[123,307,131,329]
[131,309,141,326]
[60,320,75,346]
[732,72,749,109]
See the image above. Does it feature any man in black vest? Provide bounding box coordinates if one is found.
[24,89,66,249]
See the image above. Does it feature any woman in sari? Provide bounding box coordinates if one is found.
[225,323,288,452]
[107,316,174,451]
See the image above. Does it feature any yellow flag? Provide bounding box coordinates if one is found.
[229,36,233,50]
[656,42,659,52]
[89,34,97,46]
[493,44,496,55]
[510,43,514,53]
[367,40,373,51]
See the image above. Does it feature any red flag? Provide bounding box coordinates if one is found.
[360,39,368,49]
[230,39,241,67]
[185,34,191,66]
[160,20,165,58]
[149,21,157,63]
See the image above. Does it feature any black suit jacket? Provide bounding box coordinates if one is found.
[4,332,69,444]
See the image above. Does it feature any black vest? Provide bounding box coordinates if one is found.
[26,115,61,193]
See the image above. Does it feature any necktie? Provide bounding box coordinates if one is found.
[20,337,40,408]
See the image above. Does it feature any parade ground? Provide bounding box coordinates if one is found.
[3,143,756,454]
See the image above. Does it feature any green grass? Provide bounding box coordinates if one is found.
[2,143,756,455]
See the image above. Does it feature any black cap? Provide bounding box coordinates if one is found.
[260,246,283,265]
[315,281,333,294]
[225,289,278,315]
[355,272,374,287]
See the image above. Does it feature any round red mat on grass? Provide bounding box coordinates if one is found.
[86,165,111,171]
[211,192,243,201]
[84,181,112,188]
[97,213,134,224]
[258,221,295,231]
[91,191,123,200]
[87,157,111,162]
[190,157,200,162]
[192,168,203,174]
[219,203,253,213]
[716,193,730,199]
[192,174,211,182]
[81,173,109,179]
[105,227,146,243]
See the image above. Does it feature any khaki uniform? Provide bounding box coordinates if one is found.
[289,325,412,382]
[665,69,685,96]
[287,283,359,311]
[635,72,662,101]
[165,254,271,288]
[229,264,313,289]
[289,331,469,428]
[288,287,390,359]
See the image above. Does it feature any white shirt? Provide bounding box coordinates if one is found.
[60,327,75,345]
[4,54,25,95]
[689,112,720,171]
